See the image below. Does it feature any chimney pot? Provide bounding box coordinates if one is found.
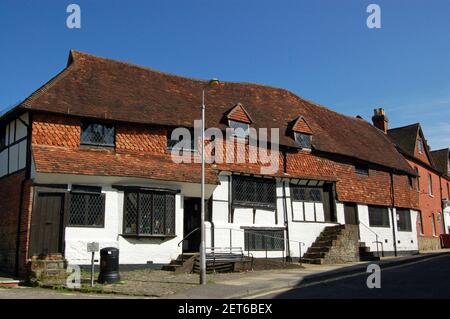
[372,108,389,133]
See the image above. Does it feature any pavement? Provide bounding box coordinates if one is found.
[0,251,449,299]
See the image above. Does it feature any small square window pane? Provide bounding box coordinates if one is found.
[229,120,249,138]
[294,133,311,149]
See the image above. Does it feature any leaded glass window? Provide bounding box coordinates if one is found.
[291,185,323,203]
[123,191,176,236]
[68,191,105,227]
[368,205,390,227]
[232,175,276,209]
[244,229,284,251]
[229,120,250,139]
[294,132,312,149]
[396,209,412,232]
[81,122,115,147]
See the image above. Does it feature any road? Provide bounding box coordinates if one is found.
[256,254,450,299]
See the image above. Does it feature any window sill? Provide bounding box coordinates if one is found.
[120,234,176,239]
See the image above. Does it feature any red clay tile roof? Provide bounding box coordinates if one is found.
[226,103,252,124]
[387,123,435,168]
[292,116,313,134]
[32,145,219,184]
[18,50,414,175]
[430,148,449,176]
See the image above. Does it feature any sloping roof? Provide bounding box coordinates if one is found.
[32,145,219,184]
[14,50,414,174]
[387,123,434,167]
[430,148,449,176]
[387,123,420,156]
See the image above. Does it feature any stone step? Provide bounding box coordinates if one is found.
[312,240,334,248]
[301,258,324,265]
[318,234,339,241]
[177,253,198,261]
[161,264,182,271]
[303,252,327,259]
[306,246,331,253]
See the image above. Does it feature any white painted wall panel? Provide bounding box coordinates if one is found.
[8,144,18,173]
[15,120,27,140]
[304,202,315,221]
[315,203,325,222]
[233,208,253,224]
[0,149,7,177]
[213,175,229,201]
[212,201,228,224]
[336,202,345,224]
[18,140,27,170]
[254,209,276,225]
[292,202,304,221]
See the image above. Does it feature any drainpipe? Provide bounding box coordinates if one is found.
[14,180,27,277]
[390,172,398,257]
[282,181,291,261]
[439,176,446,236]
[14,114,32,277]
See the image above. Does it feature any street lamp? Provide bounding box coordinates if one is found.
[200,78,220,285]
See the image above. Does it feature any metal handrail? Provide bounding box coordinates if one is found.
[212,226,306,264]
[359,221,383,257]
[178,227,201,247]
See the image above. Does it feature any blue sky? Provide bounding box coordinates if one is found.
[1,0,449,149]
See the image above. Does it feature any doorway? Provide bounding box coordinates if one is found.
[183,197,202,252]
[323,184,336,222]
[29,193,65,257]
[344,203,359,225]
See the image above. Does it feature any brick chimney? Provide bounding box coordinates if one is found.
[372,108,388,133]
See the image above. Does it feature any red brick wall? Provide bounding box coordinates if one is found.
[0,171,32,275]
[440,177,450,201]
[408,159,445,238]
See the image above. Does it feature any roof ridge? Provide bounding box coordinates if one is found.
[69,50,316,95]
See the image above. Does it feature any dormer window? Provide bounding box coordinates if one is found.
[417,138,424,154]
[292,116,313,150]
[294,132,312,149]
[229,120,249,139]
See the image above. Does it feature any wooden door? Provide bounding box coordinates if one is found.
[183,198,201,252]
[344,203,358,225]
[323,184,336,222]
[29,193,65,257]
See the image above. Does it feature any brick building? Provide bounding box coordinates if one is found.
[0,51,419,275]
[430,148,450,234]
[386,119,448,250]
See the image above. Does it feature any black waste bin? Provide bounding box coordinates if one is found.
[98,247,120,284]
